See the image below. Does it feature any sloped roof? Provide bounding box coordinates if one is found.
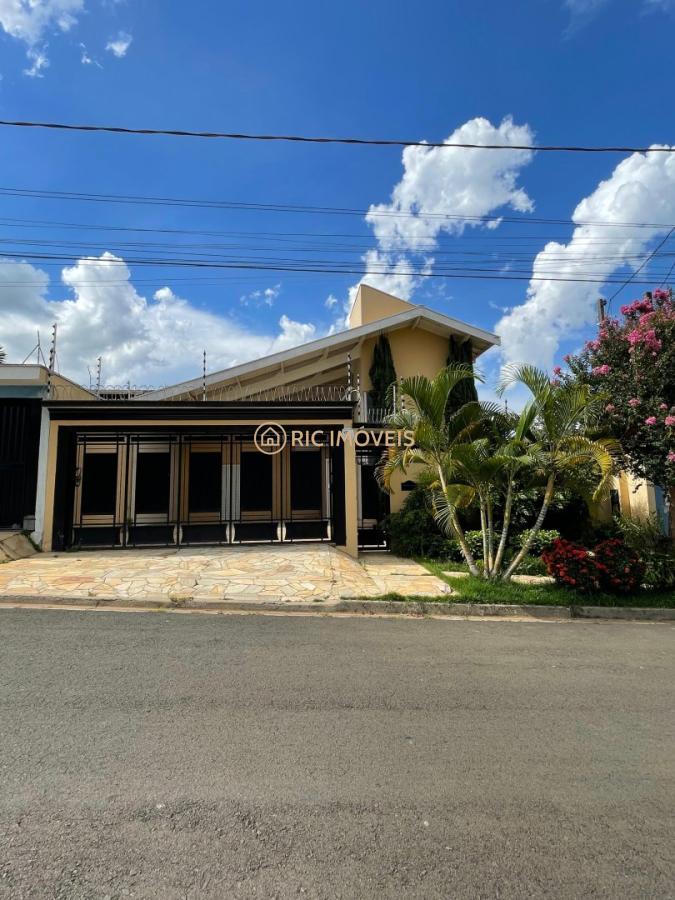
[141,304,499,401]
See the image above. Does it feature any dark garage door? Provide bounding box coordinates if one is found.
[0,400,41,529]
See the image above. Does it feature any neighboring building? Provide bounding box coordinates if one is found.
[13,285,498,556]
[600,471,672,537]
[0,365,94,532]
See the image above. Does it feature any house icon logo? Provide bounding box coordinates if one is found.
[254,422,287,455]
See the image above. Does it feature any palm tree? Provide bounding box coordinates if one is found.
[378,364,487,576]
[381,362,620,582]
[0,346,5,363]
[497,364,619,580]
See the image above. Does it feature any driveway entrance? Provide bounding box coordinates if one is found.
[0,544,448,605]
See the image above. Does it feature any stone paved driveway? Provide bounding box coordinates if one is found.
[0,545,449,606]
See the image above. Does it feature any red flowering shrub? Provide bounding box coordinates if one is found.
[593,538,645,594]
[542,537,646,594]
[541,538,602,593]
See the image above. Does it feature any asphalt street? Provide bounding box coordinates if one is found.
[1,608,673,899]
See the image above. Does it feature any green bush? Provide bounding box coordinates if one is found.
[382,488,455,559]
[464,530,484,559]
[511,554,549,575]
[514,528,561,556]
[616,515,675,589]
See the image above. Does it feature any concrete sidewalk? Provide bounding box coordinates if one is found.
[0,544,450,606]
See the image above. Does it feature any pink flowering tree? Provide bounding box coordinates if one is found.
[564,289,675,508]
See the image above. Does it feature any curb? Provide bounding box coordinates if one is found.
[572,605,675,621]
[0,593,672,621]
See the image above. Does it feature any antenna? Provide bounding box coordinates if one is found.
[21,330,49,366]
[202,350,207,401]
[96,357,102,397]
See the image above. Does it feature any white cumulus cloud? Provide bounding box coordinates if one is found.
[105,29,131,57]
[0,0,83,72]
[496,146,675,370]
[0,0,83,44]
[0,253,318,386]
[330,116,536,322]
[239,283,280,307]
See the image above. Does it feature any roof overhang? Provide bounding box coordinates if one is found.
[45,400,355,422]
[141,305,500,401]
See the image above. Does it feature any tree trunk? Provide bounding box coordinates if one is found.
[437,465,481,576]
[502,474,556,581]
[493,476,514,576]
[487,498,495,575]
[450,509,481,577]
[480,501,490,578]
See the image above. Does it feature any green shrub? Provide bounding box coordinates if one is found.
[382,488,454,559]
[616,515,675,589]
[511,554,549,575]
[464,530,484,559]
[514,528,561,556]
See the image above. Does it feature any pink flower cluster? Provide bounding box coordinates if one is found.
[592,364,611,376]
[645,417,657,426]
[620,298,654,317]
[668,451,675,463]
[627,327,662,354]
[628,398,640,407]
[666,416,675,427]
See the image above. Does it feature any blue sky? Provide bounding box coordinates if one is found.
[1,0,674,388]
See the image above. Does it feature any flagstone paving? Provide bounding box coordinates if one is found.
[0,545,450,605]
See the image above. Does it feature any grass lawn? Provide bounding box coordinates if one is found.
[360,559,675,608]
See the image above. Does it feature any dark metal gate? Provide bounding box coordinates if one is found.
[68,431,336,549]
[0,400,41,529]
[357,449,389,550]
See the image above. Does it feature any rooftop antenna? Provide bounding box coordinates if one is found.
[21,330,49,366]
[346,353,352,396]
[202,350,207,401]
[96,356,102,397]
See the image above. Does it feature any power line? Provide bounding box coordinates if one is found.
[0,247,671,285]
[606,226,675,308]
[0,118,672,154]
[1,185,674,229]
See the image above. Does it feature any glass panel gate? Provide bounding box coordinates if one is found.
[70,431,334,549]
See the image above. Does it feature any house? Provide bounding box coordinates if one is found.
[3,285,498,556]
[0,364,94,533]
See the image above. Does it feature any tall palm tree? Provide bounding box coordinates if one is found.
[381,362,620,582]
[378,364,487,576]
[497,364,619,580]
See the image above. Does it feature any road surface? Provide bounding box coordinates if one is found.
[1,608,673,898]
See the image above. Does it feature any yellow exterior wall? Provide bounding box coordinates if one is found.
[356,327,451,512]
[358,326,449,391]
[348,284,415,328]
[615,471,658,520]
